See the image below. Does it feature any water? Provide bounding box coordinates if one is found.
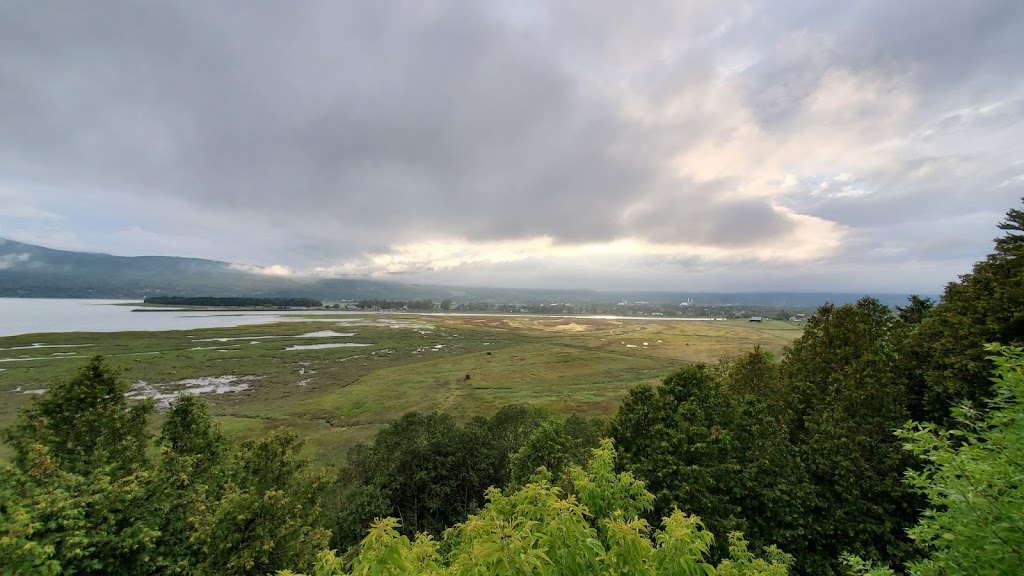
[0,298,727,338]
[0,298,336,337]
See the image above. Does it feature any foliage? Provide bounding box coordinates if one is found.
[283,440,792,576]
[843,345,1024,575]
[194,429,332,576]
[0,356,332,576]
[901,199,1024,423]
[780,298,922,573]
[0,446,158,576]
[898,344,1024,575]
[608,299,926,573]
[609,361,810,566]
[609,364,743,542]
[510,414,605,487]
[2,356,153,477]
[159,393,227,474]
[338,411,500,540]
[333,405,603,550]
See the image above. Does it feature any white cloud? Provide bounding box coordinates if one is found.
[314,203,843,279]
[0,253,30,270]
[228,263,294,277]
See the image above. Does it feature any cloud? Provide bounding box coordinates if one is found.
[0,253,30,270]
[228,263,294,277]
[0,1,1021,292]
[0,186,62,221]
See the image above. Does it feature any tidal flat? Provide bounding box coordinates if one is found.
[0,314,802,465]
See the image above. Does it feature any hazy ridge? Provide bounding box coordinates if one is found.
[0,237,921,307]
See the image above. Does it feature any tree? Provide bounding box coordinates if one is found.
[340,412,481,538]
[1,359,333,576]
[3,356,153,477]
[194,429,332,576]
[509,414,604,487]
[159,394,227,471]
[610,361,811,569]
[0,446,159,576]
[780,298,922,572]
[900,344,1024,575]
[845,345,1024,575]
[145,395,231,574]
[334,406,551,549]
[282,440,793,576]
[895,295,935,326]
[901,199,1024,423]
[610,365,748,557]
[994,197,1024,253]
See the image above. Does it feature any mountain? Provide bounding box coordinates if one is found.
[0,237,921,307]
[0,237,268,297]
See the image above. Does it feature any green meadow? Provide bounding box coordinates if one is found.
[0,314,802,465]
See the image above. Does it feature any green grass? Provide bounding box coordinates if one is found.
[0,314,800,465]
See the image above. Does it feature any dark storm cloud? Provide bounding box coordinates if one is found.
[0,0,1022,291]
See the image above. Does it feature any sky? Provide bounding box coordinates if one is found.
[1,1,1022,293]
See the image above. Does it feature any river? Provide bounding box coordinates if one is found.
[0,298,726,338]
[0,298,328,337]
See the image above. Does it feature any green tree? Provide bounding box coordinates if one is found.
[159,394,227,472]
[3,356,153,477]
[282,440,793,576]
[509,414,604,487]
[994,198,1024,253]
[844,345,1024,575]
[895,295,935,326]
[340,412,482,538]
[194,428,332,576]
[144,395,231,574]
[902,199,1024,423]
[722,352,812,569]
[610,361,810,568]
[0,358,333,576]
[900,344,1024,575]
[334,406,550,549]
[781,298,922,573]
[609,365,747,556]
[0,446,159,576]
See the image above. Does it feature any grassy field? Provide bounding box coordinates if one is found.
[0,314,802,465]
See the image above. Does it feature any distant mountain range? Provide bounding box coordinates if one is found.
[0,237,922,307]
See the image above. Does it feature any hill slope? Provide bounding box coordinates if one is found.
[0,237,917,306]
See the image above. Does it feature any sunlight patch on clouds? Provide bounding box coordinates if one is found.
[666,67,917,204]
[315,205,844,278]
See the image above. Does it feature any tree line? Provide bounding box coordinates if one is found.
[3,199,1023,575]
[355,299,440,311]
[144,296,323,307]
